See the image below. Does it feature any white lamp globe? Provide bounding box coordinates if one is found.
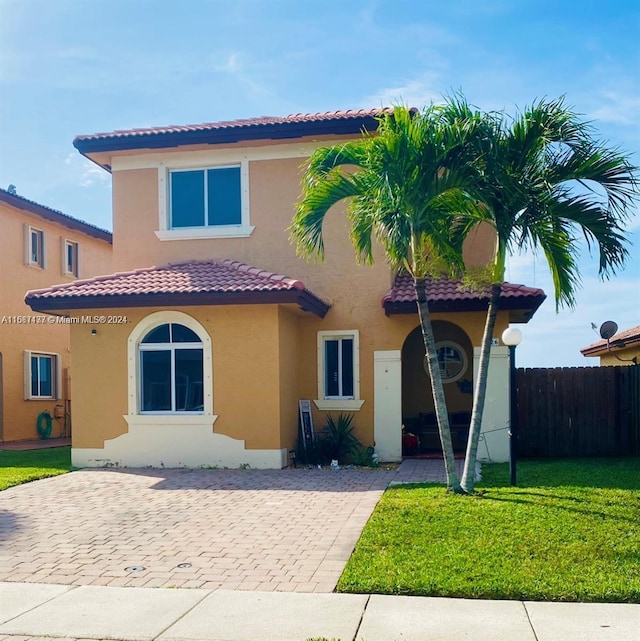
[502,327,523,347]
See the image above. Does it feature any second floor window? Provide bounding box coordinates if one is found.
[63,239,79,276]
[169,166,242,229]
[25,226,45,268]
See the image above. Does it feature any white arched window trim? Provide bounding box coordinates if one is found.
[124,311,216,429]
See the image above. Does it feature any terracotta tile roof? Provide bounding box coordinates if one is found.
[580,324,640,356]
[73,109,395,157]
[382,273,546,322]
[0,188,112,243]
[25,259,330,318]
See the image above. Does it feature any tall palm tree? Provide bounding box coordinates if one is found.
[449,97,639,492]
[290,106,485,492]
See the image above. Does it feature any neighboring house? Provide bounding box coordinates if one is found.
[25,110,545,468]
[581,324,640,365]
[0,187,112,443]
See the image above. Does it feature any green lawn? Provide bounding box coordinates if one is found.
[338,458,640,603]
[0,447,71,490]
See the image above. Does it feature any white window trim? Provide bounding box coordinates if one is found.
[126,312,216,427]
[62,238,79,277]
[155,161,254,240]
[23,224,46,268]
[314,330,364,412]
[24,350,61,400]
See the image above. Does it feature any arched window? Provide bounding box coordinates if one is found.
[139,323,204,413]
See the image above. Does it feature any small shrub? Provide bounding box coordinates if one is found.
[320,413,361,462]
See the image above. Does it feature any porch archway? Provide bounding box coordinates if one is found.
[401,321,473,456]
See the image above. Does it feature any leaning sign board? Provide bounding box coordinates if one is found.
[298,400,315,451]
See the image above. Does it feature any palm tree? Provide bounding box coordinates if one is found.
[290,106,485,492]
[450,97,639,492]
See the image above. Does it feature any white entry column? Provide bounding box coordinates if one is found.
[473,346,510,462]
[373,350,402,462]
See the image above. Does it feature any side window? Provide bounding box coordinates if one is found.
[170,166,242,229]
[323,336,354,399]
[139,323,204,413]
[316,331,362,411]
[24,225,46,268]
[62,239,79,277]
[24,351,60,399]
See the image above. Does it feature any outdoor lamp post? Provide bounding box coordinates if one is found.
[502,327,523,486]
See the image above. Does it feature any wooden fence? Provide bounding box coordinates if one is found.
[517,365,640,457]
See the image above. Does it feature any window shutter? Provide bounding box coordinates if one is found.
[23,350,31,400]
[23,224,30,265]
[55,355,62,400]
[61,237,67,274]
[41,231,47,269]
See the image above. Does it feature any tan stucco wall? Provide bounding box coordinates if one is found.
[70,305,290,451]
[597,347,640,366]
[0,202,112,442]
[277,306,301,452]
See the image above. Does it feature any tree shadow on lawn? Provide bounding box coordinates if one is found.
[480,490,638,524]
[483,458,640,491]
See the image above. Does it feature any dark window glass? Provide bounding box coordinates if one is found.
[325,339,339,397]
[437,345,464,380]
[175,349,204,411]
[171,171,205,228]
[39,356,52,397]
[31,355,53,397]
[171,324,201,343]
[341,338,354,397]
[207,167,241,226]
[31,355,39,397]
[141,324,171,344]
[141,350,171,411]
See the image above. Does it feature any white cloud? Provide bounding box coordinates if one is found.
[63,153,110,188]
[590,90,640,127]
[365,74,445,109]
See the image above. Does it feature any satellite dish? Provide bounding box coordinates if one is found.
[599,321,618,340]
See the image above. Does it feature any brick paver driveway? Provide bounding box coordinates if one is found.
[0,461,454,593]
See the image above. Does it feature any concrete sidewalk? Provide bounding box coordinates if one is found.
[1,582,638,641]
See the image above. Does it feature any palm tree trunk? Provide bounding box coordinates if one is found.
[415,277,462,492]
[461,282,502,492]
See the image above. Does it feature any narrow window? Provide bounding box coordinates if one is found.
[323,336,355,399]
[64,240,79,276]
[26,227,45,268]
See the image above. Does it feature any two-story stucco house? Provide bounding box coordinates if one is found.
[0,187,112,443]
[25,110,545,468]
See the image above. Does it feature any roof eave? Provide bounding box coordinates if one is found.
[73,117,380,156]
[383,294,547,322]
[0,190,112,243]
[26,289,330,318]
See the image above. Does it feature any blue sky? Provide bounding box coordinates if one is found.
[1,0,638,366]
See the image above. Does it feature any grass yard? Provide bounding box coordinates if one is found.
[338,458,640,603]
[0,447,71,490]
